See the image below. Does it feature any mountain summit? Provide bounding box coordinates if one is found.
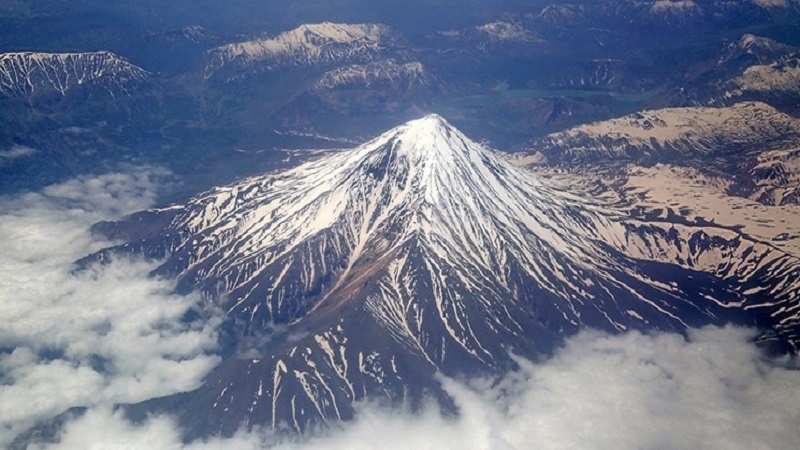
[205,22,392,80]
[91,115,800,439]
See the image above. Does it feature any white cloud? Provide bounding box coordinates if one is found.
[0,145,36,161]
[31,326,800,450]
[0,170,220,447]
[484,327,800,449]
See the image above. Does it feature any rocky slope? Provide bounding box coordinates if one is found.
[0,51,150,99]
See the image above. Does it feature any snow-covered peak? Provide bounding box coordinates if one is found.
[381,114,468,160]
[401,113,447,128]
[206,23,391,78]
[720,34,798,65]
[728,57,800,97]
[182,25,210,39]
[740,33,769,49]
[475,21,538,42]
[156,114,624,316]
[649,0,700,13]
[291,23,386,44]
[0,51,145,72]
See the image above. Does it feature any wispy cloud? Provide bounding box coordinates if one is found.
[0,145,36,161]
[0,170,220,447]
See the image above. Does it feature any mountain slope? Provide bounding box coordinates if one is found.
[312,59,431,91]
[722,58,800,108]
[522,102,800,164]
[704,35,800,111]
[517,102,800,205]
[0,51,150,99]
[719,34,798,66]
[658,34,800,112]
[205,23,393,81]
[89,115,800,439]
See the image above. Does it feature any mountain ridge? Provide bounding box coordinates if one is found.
[204,22,393,81]
[0,51,150,99]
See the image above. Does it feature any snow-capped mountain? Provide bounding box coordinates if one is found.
[89,115,800,438]
[0,51,150,99]
[536,4,588,26]
[523,102,800,164]
[437,20,545,54]
[475,21,540,43]
[205,23,394,81]
[659,34,800,111]
[719,34,798,65]
[646,0,705,24]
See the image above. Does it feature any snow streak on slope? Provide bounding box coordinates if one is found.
[748,147,800,205]
[205,23,390,80]
[723,59,800,101]
[134,115,634,328]
[313,60,430,91]
[618,164,800,256]
[0,51,150,98]
[615,164,800,344]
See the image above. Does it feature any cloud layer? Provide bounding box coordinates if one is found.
[0,170,219,446]
[26,327,800,450]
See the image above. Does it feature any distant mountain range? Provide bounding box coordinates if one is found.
[3,11,800,193]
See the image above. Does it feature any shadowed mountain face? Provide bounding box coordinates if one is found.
[89,116,800,439]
